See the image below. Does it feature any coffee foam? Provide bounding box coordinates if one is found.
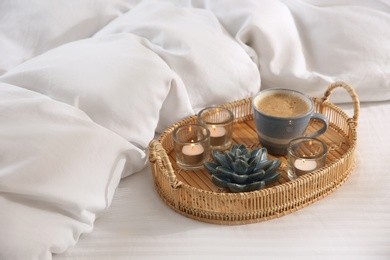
[255,91,311,118]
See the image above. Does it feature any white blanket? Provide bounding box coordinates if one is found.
[0,0,389,259]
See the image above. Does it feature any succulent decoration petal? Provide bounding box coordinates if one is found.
[204,144,281,192]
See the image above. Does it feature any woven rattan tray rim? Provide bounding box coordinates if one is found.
[149,82,359,224]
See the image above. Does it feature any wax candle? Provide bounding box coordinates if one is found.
[197,107,234,150]
[294,158,317,177]
[209,125,226,146]
[182,143,205,165]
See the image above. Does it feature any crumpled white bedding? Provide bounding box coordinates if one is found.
[0,0,389,259]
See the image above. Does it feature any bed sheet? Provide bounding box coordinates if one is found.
[54,101,390,260]
[1,0,390,259]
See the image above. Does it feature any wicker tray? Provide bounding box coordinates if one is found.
[149,82,359,225]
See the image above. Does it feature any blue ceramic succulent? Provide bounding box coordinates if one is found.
[204,144,281,193]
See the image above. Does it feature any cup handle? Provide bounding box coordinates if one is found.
[306,113,329,138]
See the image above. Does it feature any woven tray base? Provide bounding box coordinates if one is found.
[171,119,349,193]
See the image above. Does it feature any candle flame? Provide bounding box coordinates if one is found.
[191,143,195,149]
[212,125,216,131]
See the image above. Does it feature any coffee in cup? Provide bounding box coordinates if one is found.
[253,88,328,155]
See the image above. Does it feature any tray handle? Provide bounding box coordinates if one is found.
[149,140,181,189]
[322,81,360,124]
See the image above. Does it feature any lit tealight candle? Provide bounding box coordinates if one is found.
[208,125,226,147]
[294,158,317,177]
[182,142,205,165]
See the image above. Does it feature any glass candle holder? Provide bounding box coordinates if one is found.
[287,137,327,180]
[173,124,210,170]
[197,106,234,150]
